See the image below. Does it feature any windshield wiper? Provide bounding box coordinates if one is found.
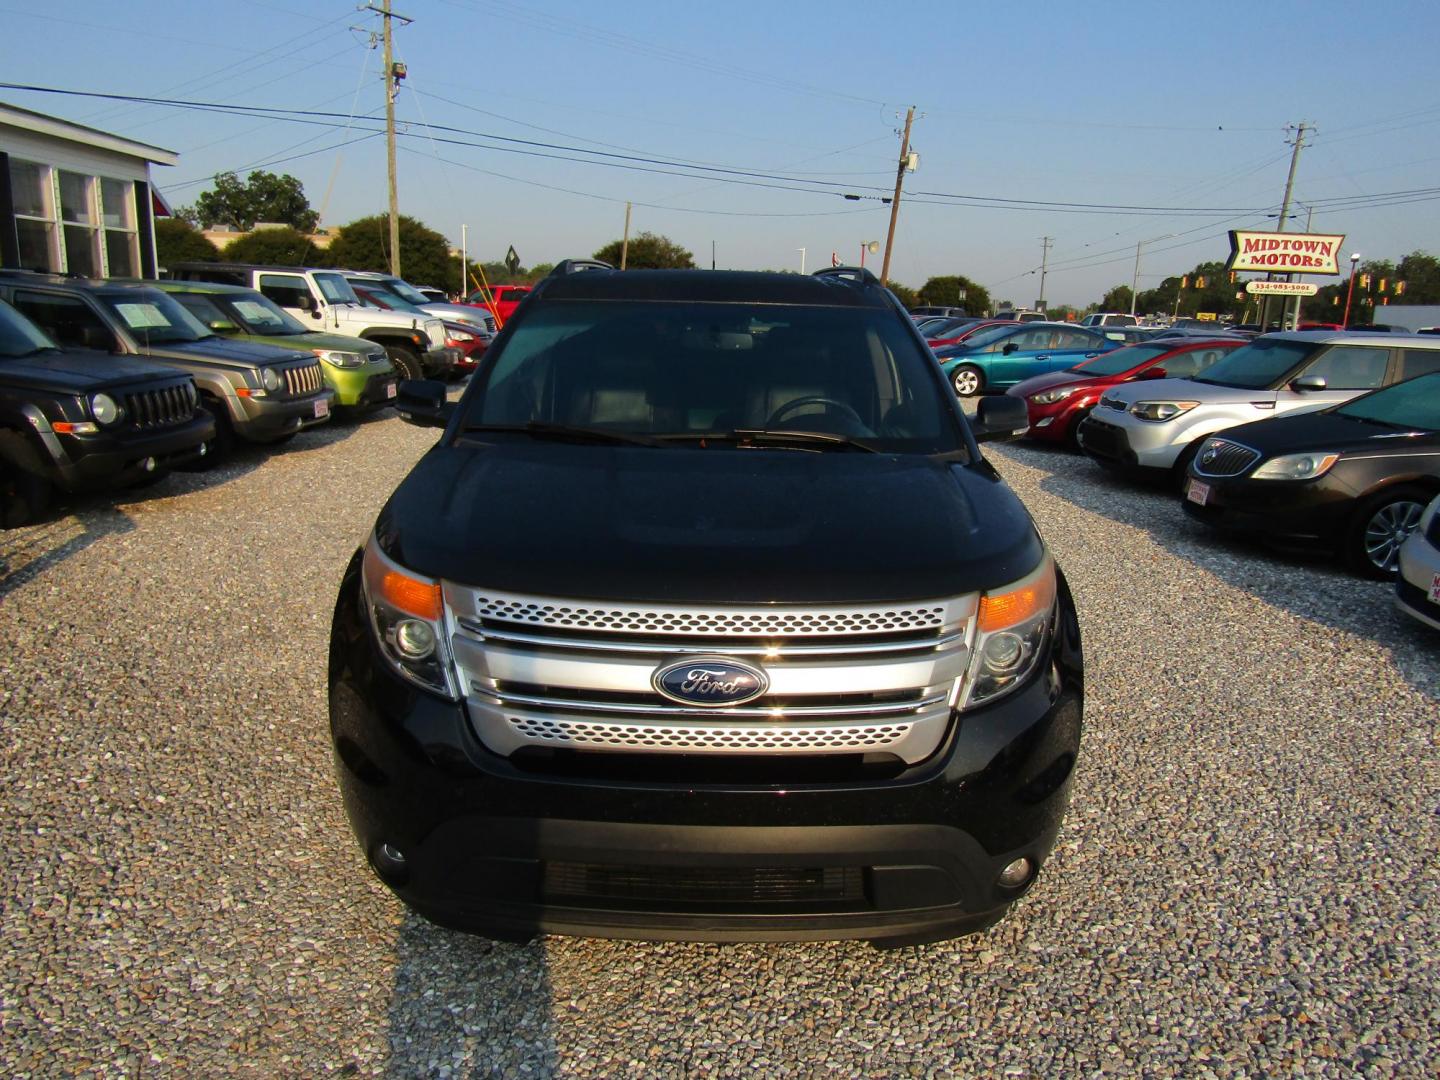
[464,422,663,447]
[727,428,879,453]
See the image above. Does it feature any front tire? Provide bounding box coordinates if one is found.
[181,398,236,470]
[0,430,54,528]
[1346,485,1430,578]
[951,364,984,397]
[385,347,423,381]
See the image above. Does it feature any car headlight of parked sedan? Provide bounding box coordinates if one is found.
[1030,387,1077,405]
[1130,400,1199,422]
[1251,451,1341,481]
[315,349,366,368]
[447,329,476,343]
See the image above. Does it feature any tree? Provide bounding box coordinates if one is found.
[592,232,695,269]
[1100,285,1133,313]
[1397,251,1440,304]
[916,275,990,316]
[223,226,326,267]
[326,215,454,287]
[182,170,320,232]
[886,281,918,309]
[154,218,220,266]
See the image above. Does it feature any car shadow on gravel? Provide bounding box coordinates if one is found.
[995,441,1439,702]
[0,504,137,600]
[383,916,557,1077]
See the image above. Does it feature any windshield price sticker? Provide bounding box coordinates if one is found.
[233,301,276,323]
[114,303,171,329]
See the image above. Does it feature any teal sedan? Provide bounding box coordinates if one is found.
[934,322,1120,396]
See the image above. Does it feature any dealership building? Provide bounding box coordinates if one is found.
[0,102,174,280]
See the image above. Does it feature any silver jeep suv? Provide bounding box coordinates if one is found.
[1078,331,1440,480]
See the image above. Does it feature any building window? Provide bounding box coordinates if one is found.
[57,170,100,277]
[9,158,58,272]
[99,177,137,277]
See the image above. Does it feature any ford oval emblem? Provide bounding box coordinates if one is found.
[652,657,769,707]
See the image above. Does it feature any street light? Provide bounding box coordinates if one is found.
[1130,234,1176,316]
[1342,253,1361,326]
[797,248,806,275]
[859,240,879,271]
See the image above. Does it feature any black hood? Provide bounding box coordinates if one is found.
[0,349,184,394]
[165,336,311,369]
[376,442,1044,604]
[1219,409,1438,456]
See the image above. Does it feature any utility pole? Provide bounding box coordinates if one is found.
[1129,240,1143,316]
[1267,120,1309,330]
[365,1,412,277]
[1038,236,1052,311]
[711,240,716,270]
[620,201,631,270]
[460,223,467,298]
[797,247,806,275]
[879,105,915,286]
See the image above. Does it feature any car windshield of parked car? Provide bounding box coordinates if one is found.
[224,293,310,335]
[1071,342,1172,376]
[98,290,212,344]
[1333,372,1440,430]
[359,285,424,315]
[466,300,964,454]
[1191,339,1321,389]
[0,300,59,358]
[376,277,431,306]
[313,273,360,305]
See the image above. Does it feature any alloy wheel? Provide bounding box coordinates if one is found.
[1363,499,1424,572]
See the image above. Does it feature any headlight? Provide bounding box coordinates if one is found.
[448,329,475,343]
[89,393,122,425]
[260,367,282,392]
[960,557,1057,711]
[1030,387,1076,405]
[314,349,364,368]
[1130,400,1199,422]
[361,536,458,699]
[1252,451,1340,480]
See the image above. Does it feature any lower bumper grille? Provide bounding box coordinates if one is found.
[1078,417,1127,460]
[543,862,865,908]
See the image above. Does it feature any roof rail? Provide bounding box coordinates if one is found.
[547,259,615,278]
[811,265,880,287]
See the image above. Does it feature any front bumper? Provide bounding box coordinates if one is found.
[328,558,1084,945]
[1076,413,1179,471]
[234,389,336,442]
[1023,397,1095,444]
[1180,473,1353,548]
[49,411,215,491]
[1396,530,1440,630]
[421,347,460,379]
[325,361,397,409]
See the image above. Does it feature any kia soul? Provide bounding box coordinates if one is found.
[328,263,1084,946]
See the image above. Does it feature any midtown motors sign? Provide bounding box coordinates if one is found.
[1227,231,1346,274]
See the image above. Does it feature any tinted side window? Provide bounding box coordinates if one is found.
[258,274,312,310]
[12,291,115,351]
[1057,329,1100,349]
[1398,348,1440,380]
[1303,345,1390,389]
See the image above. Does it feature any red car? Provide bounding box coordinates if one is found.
[466,283,531,328]
[927,318,1010,350]
[1007,338,1243,445]
[352,284,488,376]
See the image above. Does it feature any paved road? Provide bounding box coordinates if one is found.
[1,414,1435,1077]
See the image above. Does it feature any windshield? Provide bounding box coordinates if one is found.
[222,293,310,335]
[1193,339,1320,389]
[358,285,425,315]
[313,273,360,305]
[1073,343,1171,377]
[0,299,58,358]
[99,290,212,344]
[377,277,431,305]
[1333,373,1440,429]
[465,300,963,454]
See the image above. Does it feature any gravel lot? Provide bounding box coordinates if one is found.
[1,411,1437,1077]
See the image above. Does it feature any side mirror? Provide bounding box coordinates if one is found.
[1291,374,1327,392]
[310,309,322,320]
[1002,342,1020,355]
[395,379,453,428]
[1137,366,1168,380]
[970,394,1029,444]
[207,319,239,333]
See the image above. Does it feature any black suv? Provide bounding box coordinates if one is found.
[0,298,211,525]
[0,272,334,461]
[328,263,1084,946]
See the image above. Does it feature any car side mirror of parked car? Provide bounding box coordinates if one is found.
[1137,366,1168,380]
[395,379,452,428]
[970,395,1028,443]
[1291,374,1327,392]
[207,319,239,333]
[1002,342,1020,355]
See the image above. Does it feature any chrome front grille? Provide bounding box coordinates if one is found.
[122,381,197,429]
[281,361,324,397]
[1193,440,1261,478]
[1100,395,1128,411]
[445,587,976,763]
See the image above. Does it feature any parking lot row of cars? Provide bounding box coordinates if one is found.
[0,263,505,526]
[960,319,1440,627]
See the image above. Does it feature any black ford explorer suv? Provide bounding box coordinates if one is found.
[0,272,334,462]
[328,263,1084,946]
[0,298,211,526]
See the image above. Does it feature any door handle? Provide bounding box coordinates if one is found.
[1034,354,1050,361]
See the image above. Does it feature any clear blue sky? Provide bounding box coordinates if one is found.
[4,0,1438,305]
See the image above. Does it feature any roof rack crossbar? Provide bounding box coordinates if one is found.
[811,266,881,287]
[547,259,616,278]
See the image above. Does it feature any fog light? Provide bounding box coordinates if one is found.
[142,457,157,473]
[198,443,208,456]
[998,857,1034,889]
[394,618,436,659]
[371,841,409,885]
